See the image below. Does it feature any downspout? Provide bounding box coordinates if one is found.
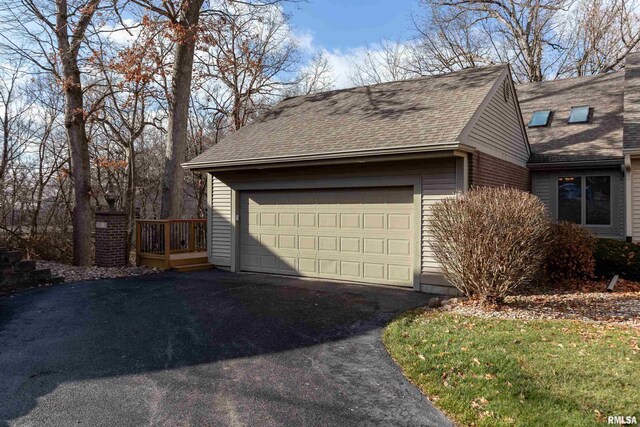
[454,150,470,193]
[624,155,633,242]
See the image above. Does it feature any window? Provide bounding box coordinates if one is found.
[568,106,591,124]
[558,176,582,224]
[528,110,552,127]
[586,176,611,225]
[557,175,611,226]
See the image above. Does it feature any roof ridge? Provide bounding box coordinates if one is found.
[281,64,508,103]
[516,69,624,88]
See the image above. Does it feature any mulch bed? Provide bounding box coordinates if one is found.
[441,279,640,328]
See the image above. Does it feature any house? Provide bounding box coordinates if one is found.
[183,53,640,295]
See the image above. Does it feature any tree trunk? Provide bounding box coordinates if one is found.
[124,143,136,266]
[64,72,93,266]
[55,0,97,266]
[160,0,204,219]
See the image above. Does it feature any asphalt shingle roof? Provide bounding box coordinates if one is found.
[517,71,624,163]
[185,65,507,168]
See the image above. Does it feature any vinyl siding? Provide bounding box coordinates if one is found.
[209,175,232,267]
[421,159,458,276]
[632,160,640,241]
[466,79,529,166]
[532,174,551,209]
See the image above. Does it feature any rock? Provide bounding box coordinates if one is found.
[428,297,442,308]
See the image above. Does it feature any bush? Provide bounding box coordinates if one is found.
[0,230,73,264]
[430,187,551,303]
[544,222,595,287]
[594,238,640,280]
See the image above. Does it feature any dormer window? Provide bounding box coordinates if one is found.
[568,106,591,124]
[528,110,552,127]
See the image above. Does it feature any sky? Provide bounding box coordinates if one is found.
[284,1,419,88]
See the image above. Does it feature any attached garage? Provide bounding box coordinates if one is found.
[240,187,416,286]
[183,65,530,294]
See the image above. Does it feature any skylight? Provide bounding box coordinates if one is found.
[568,106,591,124]
[528,110,552,128]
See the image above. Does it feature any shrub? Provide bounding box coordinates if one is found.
[594,238,640,280]
[0,231,73,264]
[544,222,595,287]
[430,187,551,303]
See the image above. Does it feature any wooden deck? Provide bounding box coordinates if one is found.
[137,251,212,271]
[136,219,212,272]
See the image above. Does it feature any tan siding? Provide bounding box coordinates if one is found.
[632,160,640,241]
[466,79,529,165]
[210,176,232,266]
[532,174,551,209]
[421,159,458,275]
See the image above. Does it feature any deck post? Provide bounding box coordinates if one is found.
[164,221,171,269]
[188,221,195,253]
[135,222,142,266]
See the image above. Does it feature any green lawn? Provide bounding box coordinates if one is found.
[383,310,639,426]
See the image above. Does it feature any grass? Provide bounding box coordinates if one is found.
[383,310,640,426]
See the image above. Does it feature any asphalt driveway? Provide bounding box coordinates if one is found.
[0,270,452,426]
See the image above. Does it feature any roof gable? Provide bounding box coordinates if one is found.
[185,66,507,170]
[459,67,530,166]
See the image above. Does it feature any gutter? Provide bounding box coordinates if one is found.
[527,159,624,171]
[182,142,474,172]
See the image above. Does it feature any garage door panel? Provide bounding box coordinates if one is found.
[298,213,316,227]
[240,187,414,286]
[298,235,316,250]
[318,236,337,251]
[363,238,384,254]
[340,237,360,253]
[363,214,385,229]
[363,263,385,280]
[318,213,338,228]
[278,213,296,226]
[298,258,316,273]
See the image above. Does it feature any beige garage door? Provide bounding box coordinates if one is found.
[240,186,415,286]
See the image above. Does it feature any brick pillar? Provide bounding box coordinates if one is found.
[95,211,128,267]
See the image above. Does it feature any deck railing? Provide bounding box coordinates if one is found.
[136,219,207,268]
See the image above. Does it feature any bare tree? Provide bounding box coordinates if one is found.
[558,0,640,77]
[349,40,415,86]
[128,0,205,219]
[89,31,163,261]
[284,51,335,97]
[410,6,496,74]
[0,0,105,265]
[197,2,299,130]
[0,62,32,182]
[415,0,569,82]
